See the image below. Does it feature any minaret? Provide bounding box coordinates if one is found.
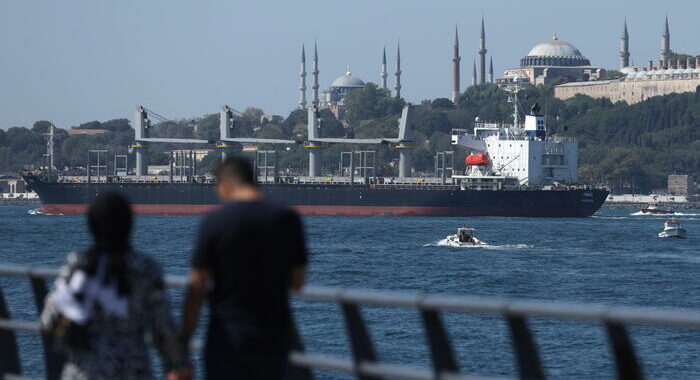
[380,47,388,90]
[488,56,494,84]
[620,19,630,69]
[452,26,461,102]
[394,43,402,98]
[299,45,307,109]
[312,42,319,107]
[471,59,477,86]
[478,17,487,84]
[661,15,670,62]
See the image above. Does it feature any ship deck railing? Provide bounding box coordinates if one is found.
[1,263,698,380]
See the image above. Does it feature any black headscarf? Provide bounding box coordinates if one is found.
[86,192,132,295]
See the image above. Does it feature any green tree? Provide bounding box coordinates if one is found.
[344,83,405,125]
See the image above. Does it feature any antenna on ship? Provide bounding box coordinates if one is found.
[44,122,55,176]
[504,80,526,139]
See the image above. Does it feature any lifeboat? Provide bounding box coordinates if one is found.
[465,153,490,166]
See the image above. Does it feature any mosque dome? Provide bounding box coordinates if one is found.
[520,34,591,68]
[331,68,365,88]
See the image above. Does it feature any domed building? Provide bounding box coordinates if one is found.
[500,34,604,86]
[320,68,366,119]
[323,68,365,104]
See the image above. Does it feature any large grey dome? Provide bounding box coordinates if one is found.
[527,35,584,57]
[331,69,365,88]
[520,35,590,67]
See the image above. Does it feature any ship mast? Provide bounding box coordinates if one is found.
[507,81,522,128]
[44,123,55,175]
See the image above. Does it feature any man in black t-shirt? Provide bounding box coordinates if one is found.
[179,156,307,380]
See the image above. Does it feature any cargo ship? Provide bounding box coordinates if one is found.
[23,175,607,217]
[23,84,608,217]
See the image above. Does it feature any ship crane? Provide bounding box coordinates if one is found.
[132,106,216,177]
[304,105,415,178]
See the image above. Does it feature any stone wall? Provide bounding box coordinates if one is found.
[555,78,700,104]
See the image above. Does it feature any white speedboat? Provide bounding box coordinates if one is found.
[658,220,687,239]
[446,227,486,246]
[641,203,674,215]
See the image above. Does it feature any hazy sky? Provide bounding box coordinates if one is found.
[1,0,697,129]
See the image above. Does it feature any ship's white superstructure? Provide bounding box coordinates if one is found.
[452,84,578,186]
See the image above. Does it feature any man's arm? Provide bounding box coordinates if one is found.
[180,268,209,346]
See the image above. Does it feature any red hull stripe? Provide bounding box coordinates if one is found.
[41,203,499,217]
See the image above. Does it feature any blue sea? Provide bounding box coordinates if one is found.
[1,205,700,379]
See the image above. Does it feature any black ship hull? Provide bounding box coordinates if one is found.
[24,175,608,217]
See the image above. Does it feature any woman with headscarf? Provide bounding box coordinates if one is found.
[41,193,189,379]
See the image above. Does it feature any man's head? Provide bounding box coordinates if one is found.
[214,155,260,202]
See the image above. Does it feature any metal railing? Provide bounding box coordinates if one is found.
[3,264,700,380]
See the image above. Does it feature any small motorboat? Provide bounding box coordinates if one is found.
[641,203,674,215]
[446,227,486,246]
[658,220,687,239]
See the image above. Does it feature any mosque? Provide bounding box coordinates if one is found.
[297,43,401,119]
[497,34,605,85]
[296,15,700,115]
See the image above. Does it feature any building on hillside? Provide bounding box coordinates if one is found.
[298,43,402,119]
[668,175,697,196]
[554,16,700,104]
[67,129,108,136]
[0,177,27,194]
[498,34,604,86]
[554,69,700,104]
[321,68,366,120]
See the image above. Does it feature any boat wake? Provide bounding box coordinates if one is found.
[630,211,699,217]
[424,239,533,250]
[27,208,62,216]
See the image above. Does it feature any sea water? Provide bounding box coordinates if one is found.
[1,205,699,379]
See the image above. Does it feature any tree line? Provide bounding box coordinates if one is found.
[1,82,699,193]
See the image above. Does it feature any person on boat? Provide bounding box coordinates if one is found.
[40,193,189,380]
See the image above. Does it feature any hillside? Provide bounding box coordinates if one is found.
[1,83,698,192]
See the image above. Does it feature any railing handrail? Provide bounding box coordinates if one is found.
[0,263,695,380]
[3,264,700,329]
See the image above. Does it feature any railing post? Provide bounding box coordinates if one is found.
[0,283,22,377]
[30,277,65,380]
[340,302,383,380]
[287,314,313,380]
[605,322,645,380]
[506,314,546,380]
[421,309,460,377]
